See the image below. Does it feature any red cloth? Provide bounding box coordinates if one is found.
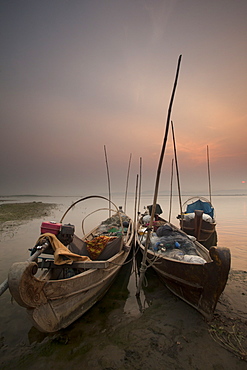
[86,235,116,260]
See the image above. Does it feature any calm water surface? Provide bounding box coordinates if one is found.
[0,193,246,365]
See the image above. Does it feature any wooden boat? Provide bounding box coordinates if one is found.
[7,196,134,333]
[136,56,230,319]
[177,196,217,249]
[136,204,230,320]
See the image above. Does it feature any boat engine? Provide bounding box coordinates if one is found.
[40,221,75,246]
[30,222,75,256]
[57,223,75,246]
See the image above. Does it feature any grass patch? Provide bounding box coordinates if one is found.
[0,202,57,225]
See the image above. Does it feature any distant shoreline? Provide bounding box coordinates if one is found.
[1,192,247,200]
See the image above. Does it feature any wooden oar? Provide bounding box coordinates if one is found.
[0,239,50,296]
[136,54,182,296]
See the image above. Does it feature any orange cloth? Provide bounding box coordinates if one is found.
[86,235,116,260]
[37,233,91,265]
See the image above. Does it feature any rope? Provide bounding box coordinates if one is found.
[139,262,148,288]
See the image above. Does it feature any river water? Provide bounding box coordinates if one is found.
[0,193,246,367]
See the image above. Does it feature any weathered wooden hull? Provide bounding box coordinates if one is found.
[7,201,134,333]
[138,240,230,320]
[179,197,217,248]
[137,208,230,319]
[179,218,217,248]
[8,249,131,332]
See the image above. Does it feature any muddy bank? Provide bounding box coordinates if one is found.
[0,202,57,231]
[68,269,247,370]
[1,267,246,370]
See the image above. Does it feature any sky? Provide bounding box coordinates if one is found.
[1,0,247,197]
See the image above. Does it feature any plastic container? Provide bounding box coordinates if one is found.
[41,221,62,235]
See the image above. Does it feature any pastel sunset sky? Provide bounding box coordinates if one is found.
[1,0,246,196]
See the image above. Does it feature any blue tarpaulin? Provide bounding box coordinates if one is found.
[186,199,214,218]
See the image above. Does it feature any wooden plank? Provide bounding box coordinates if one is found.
[38,259,109,269]
[72,261,109,269]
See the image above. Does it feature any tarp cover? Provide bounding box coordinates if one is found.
[186,199,214,218]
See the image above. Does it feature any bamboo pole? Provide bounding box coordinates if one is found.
[60,195,119,223]
[136,54,182,296]
[137,157,142,215]
[124,153,132,213]
[133,174,139,246]
[168,158,174,222]
[171,121,183,217]
[104,145,112,217]
[207,145,212,204]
